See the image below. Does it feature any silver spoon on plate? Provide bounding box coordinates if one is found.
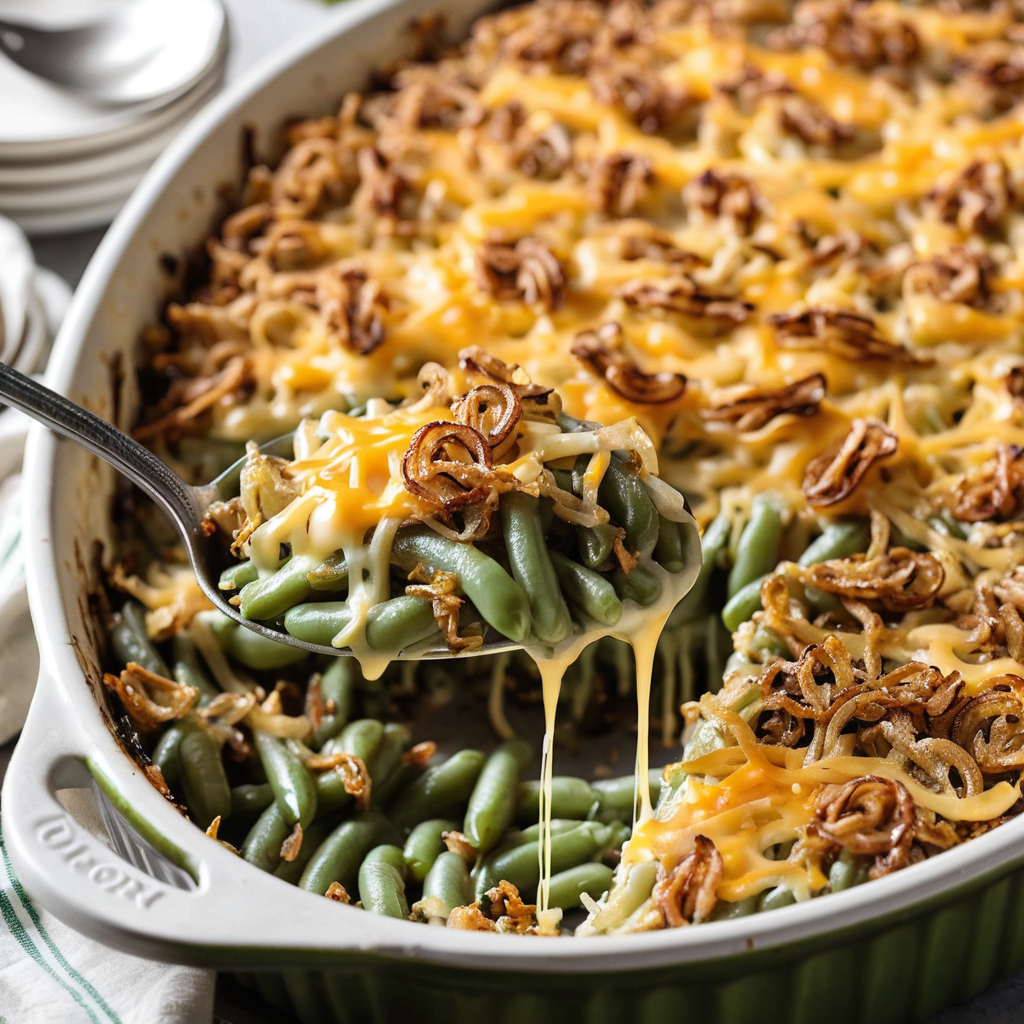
[0,0,226,106]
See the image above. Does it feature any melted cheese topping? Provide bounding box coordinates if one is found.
[628,710,1021,905]
[145,0,1024,927]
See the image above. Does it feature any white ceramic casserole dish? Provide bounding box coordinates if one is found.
[4,2,1024,1020]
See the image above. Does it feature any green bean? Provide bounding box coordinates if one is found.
[219,560,259,592]
[241,802,292,874]
[171,632,219,704]
[404,819,459,883]
[255,732,318,829]
[366,723,413,809]
[721,573,769,632]
[797,520,871,566]
[389,750,486,830]
[599,459,660,558]
[546,863,614,910]
[464,739,532,855]
[750,624,790,659]
[673,515,731,623]
[311,659,358,749]
[576,523,619,570]
[604,822,632,863]
[727,493,785,598]
[327,718,385,762]
[282,596,439,651]
[422,851,473,917]
[358,861,409,918]
[514,777,599,825]
[475,821,612,900]
[111,600,168,676]
[550,552,622,626]
[391,529,531,644]
[829,849,868,892]
[363,844,408,875]
[179,727,231,830]
[231,783,274,818]
[240,556,318,621]
[299,810,402,896]
[205,613,308,669]
[502,492,573,644]
[758,886,796,912]
[518,819,589,844]
[610,564,662,607]
[305,552,349,591]
[150,718,197,791]
[654,515,686,573]
[273,814,339,885]
[709,895,758,921]
[364,596,441,651]
[592,770,663,823]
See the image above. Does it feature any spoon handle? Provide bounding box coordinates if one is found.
[0,361,203,533]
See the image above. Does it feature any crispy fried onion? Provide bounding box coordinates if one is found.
[325,881,351,903]
[778,95,855,150]
[450,380,522,457]
[902,247,993,307]
[572,323,686,404]
[756,638,977,765]
[801,418,898,508]
[806,548,944,612]
[653,835,723,927]
[876,709,984,798]
[401,420,516,513]
[758,636,861,750]
[769,0,920,72]
[589,152,654,217]
[705,373,825,432]
[281,823,304,863]
[447,881,539,933]
[682,170,762,234]
[459,346,560,420]
[536,468,610,529]
[196,691,257,756]
[316,754,370,808]
[769,308,925,365]
[616,276,750,329]
[476,236,565,310]
[134,355,252,441]
[103,662,198,732]
[108,564,213,642]
[949,444,1024,522]
[927,159,1014,234]
[405,565,484,653]
[808,776,914,878]
[951,683,1024,774]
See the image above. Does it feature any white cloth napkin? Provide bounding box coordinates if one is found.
[0,799,216,1024]
[0,215,216,1022]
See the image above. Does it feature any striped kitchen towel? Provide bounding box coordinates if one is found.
[0,794,214,1023]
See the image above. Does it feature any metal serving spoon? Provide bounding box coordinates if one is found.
[0,0,226,107]
[0,361,515,661]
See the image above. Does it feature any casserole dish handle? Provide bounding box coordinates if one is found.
[0,662,381,965]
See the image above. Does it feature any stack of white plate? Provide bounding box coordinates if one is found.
[0,214,69,369]
[0,0,227,236]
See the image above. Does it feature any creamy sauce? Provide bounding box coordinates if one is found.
[525,556,700,916]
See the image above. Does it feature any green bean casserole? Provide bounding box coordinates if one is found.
[103,0,1024,935]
